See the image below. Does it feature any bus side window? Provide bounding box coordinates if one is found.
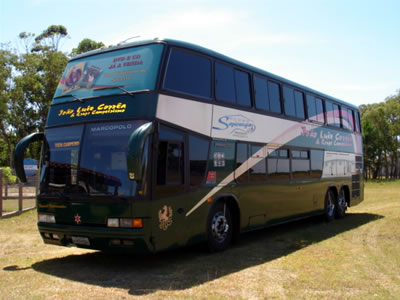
[291,150,310,179]
[235,143,249,183]
[157,141,184,185]
[163,49,212,99]
[254,75,270,112]
[311,150,324,178]
[189,135,210,187]
[267,149,289,180]
[216,63,236,104]
[156,126,185,189]
[268,81,282,114]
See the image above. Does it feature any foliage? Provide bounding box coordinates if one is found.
[71,38,105,57]
[361,90,400,179]
[0,166,17,183]
[0,26,103,167]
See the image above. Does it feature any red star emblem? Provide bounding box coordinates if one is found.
[74,214,81,224]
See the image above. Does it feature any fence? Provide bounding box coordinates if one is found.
[0,169,37,218]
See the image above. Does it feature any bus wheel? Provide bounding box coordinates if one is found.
[335,188,347,218]
[324,189,336,222]
[207,202,233,252]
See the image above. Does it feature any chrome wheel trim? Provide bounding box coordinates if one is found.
[211,212,229,243]
[327,191,335,217]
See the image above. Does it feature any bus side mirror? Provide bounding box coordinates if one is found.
[127,122,154,181]
[14,132,44,183]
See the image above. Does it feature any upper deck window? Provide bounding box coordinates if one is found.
[216,63,251,107]
[306,95,325,123]
[268,81,282,114]
[326,101,341,127]
[164,49,212,99]
[283,86,305,119]
[342,107,355,131]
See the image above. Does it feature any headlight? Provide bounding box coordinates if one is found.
[38,214,56,223]
[107,218,119,228]
[107,218,143,228]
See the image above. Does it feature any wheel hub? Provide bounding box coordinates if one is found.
[211,212,229,243]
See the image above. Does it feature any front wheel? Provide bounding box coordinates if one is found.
[207,202,233,252]
[324,189,336,222]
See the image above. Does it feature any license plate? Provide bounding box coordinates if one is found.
[71,236,90,246]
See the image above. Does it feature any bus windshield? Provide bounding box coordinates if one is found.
[52,43,164,104]
[40,120,148,198]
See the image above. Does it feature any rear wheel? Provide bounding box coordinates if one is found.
[335,188,347,218]
[324,189,336,222]
[207,202,233,252]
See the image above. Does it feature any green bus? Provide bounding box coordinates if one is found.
[14,38,364,253]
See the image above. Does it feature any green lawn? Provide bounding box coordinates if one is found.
[0,181,399,299]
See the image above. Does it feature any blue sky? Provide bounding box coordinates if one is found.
[1,0,399,107]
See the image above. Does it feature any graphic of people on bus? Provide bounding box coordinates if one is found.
[61,62,102,94]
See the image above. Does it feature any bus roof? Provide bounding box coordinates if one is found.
[71,38,359,111]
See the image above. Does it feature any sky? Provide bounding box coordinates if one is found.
[1,0,399,107]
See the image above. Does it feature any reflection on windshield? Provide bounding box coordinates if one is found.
[41,120,147,197]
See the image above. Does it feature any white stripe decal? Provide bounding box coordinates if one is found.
[186,120,325,217]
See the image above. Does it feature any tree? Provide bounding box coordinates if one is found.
[0,26,69,166]
[32,25,68,52]
[360,90,400,180]
[0,48,18,166]
[70,38,105,57]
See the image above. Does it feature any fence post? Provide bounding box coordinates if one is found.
[5,178,7,198]
[0,169,3,217]
[18,180,23,213]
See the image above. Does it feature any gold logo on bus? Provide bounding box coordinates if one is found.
[158,205,173,231]
[58,102,127,118]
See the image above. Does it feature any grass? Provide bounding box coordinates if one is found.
[0,181,399,299]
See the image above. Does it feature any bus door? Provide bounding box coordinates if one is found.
[151,125,189,251]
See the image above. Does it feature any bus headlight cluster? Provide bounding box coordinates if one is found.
[38,213,56,223]
[107,218,143,229]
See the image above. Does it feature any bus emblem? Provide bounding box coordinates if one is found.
[158,205,173,231]
[74,214,82,225]
[213,114,256,137]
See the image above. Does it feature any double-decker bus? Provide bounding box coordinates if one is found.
[14,38,364,253]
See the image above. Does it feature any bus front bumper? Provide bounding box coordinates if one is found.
[38,222,154,254]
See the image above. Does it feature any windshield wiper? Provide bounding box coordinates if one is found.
[53,94,84,103]
[94,85,135,98]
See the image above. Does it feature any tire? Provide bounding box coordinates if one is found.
[324,189,336,222]
[335,188,347,219]
[207,202,233,252]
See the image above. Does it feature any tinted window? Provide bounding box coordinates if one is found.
[294,91,305,119]
[189,135,209,187]
[325,101,334,126]
[236,143,248,183]
[267,148,289,180]
[235,70,251,106]
[254,76,269,111]
[292,150,310,179]
[311,150,324,178]
[250,145,266,182]
[332,104,341,127]
[306,95,317,121]
[342,108,354,131]
[283,86,296,117]
[355,111,361,132]
[157,126,185,186]
[216,63,235,104]
[164,49,211,99]
[315,97,325,123]
[268,81,282,114]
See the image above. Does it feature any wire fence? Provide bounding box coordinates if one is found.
[0,169,38,218]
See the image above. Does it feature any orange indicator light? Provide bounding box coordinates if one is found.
[132,218,143,228]
[207,198,212,203]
